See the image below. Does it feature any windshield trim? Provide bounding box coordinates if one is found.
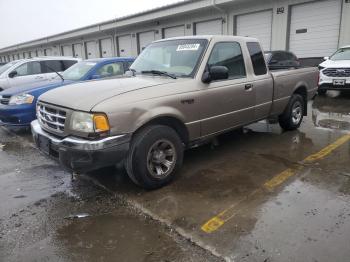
[130,38,209,79]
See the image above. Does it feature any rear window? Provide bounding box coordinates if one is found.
[42,60,64,73]
[247,42,267,75]
[62,60,78,70]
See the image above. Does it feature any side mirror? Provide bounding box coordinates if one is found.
[90,74,102,80]
[8,71,17,78]
[202,66,229,83]
[323,56,329,60]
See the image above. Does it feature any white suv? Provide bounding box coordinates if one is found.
[318,46,350,95]
[0,57,80,91]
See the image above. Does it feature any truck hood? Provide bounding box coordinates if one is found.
[38,76,181,111]
[0,79,74,96]
[319,59,350,68]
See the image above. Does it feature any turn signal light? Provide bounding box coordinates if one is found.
[93,114,110,132]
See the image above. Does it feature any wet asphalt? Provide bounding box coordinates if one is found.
[1,91,350,262]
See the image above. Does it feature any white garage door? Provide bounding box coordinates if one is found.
[195,19,223,35]
[73,43,84,58]
[236,10,273,51]
[85,41,98,59]
[100,38,113,58]
[289,0,341,58]
[163,25,185,38]
[118,35,133,57]
[62,45,73,57]
[138,31,156,53]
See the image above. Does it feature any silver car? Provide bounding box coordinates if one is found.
[0,57,80,91]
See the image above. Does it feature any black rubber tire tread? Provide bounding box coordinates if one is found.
[278,94,304,131]
[125,125,184,190]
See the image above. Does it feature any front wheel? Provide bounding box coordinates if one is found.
[125,125,184,189]
[279,94,305,130]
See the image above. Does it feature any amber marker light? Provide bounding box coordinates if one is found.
[93,114,110,132]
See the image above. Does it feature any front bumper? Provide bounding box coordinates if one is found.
[31,120,130,173]
[0,104,36,126]
[318,72,350,91]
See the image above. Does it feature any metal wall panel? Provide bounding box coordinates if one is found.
[138,31,156,53]
[195,19,223,35]
[85,41,98,59]
[118,35,133,57]
[100,38,113,58]
[236,10,273,51]
[289,0,341,58]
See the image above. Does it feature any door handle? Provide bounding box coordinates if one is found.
[35,76,44,79]
[245,84,253,90]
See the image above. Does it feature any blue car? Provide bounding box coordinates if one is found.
[0,57,134,127]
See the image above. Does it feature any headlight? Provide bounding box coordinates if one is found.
[70,112,110,133]
[9,94,34,105]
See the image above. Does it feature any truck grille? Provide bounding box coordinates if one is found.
[322,68,350,77]
[0,95,11,105]
[37,103,67,133]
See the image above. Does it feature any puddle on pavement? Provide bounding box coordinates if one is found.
[312,93,350,132]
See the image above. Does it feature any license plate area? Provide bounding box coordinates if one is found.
[37,134,51,154]
[333,79,346,86]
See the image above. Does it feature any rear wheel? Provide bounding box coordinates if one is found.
[125,125,184,189]
[279,94,304,130]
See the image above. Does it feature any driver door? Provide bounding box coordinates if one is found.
[8,61,47,88]
[200,42,256,136]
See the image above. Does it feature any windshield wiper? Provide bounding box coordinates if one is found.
[141,70,177,79]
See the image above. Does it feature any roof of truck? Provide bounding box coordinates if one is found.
[156,35,260,43]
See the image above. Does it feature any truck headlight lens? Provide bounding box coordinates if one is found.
[9,94,34,105]
[70,112,94,133]
[70,112,110,133]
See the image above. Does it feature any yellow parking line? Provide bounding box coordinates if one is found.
[201,134,350,234]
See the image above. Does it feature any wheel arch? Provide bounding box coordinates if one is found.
[133,115,190,146]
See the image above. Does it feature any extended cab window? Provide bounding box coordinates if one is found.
[207,42,246,79]
[96,62,124,77]
[247,42,267,75]
[13,61,42,76]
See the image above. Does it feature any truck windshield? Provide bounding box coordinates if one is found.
[330,48,350,61]
[62,61,97,81]
[130,39,208,77]
[0,61,19,75]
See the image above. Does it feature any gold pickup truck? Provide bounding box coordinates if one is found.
[31,35,318,189]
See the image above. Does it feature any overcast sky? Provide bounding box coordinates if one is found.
[0,0,182,49]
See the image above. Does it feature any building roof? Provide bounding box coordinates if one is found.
[0,0,200,52]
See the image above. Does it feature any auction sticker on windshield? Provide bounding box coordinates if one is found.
[176,44,200,51]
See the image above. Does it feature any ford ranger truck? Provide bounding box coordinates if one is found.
[31,36,319,189]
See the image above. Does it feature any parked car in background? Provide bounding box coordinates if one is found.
[31,35,318,189]
[0,57,134,127]
[318,46,350,95]
[0,57,80,91]
[264,51,300,70]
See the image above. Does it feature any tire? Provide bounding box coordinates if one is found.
[125,125,184,189]
[318,89,327,95]
[278,94,304,131]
